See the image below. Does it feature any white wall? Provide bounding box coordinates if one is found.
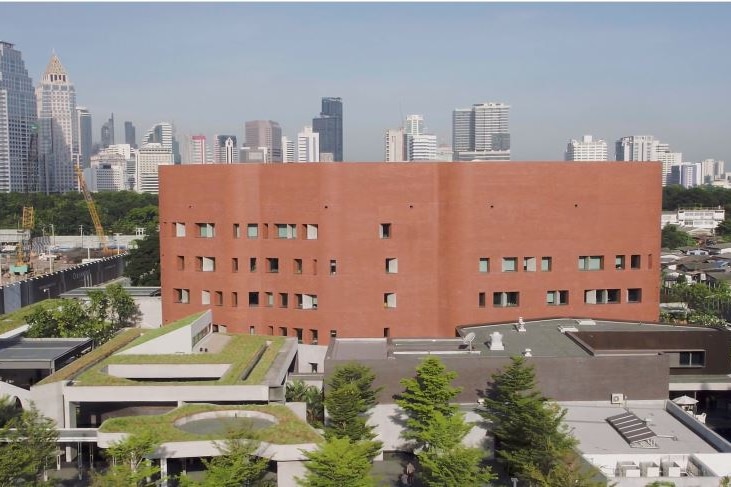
[296,345,327,374]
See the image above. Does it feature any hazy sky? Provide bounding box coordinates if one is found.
[4,2,730,162]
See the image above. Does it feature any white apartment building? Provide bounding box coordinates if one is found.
[384,128,405,162]
[404,114,424,136]
[407,134,437,161]
[564,135,608,161]
[661,207,725,232]
[281,136,295,163]
[134,143,173,194]
[188,135,209,164]
[616,136,681,186]
[213,135,238,164]
[36,53,79,193]
[435,145,453,162]
[296,126,319,163]
[85,156,126,192]
[452,102,510,161]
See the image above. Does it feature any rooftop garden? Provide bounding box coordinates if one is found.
[63,313,285,386]
[99,403,322,445]
[0,299,64,335]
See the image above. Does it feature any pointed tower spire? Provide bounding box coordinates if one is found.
[43,53,68,83]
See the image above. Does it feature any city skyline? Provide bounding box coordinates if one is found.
[3,2,730,162]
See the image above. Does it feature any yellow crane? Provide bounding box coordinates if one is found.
[9,206,34,275]
[74,163,111,255]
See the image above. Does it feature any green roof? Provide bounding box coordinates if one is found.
[0,299,64,335]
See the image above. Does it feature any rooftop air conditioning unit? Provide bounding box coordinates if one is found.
[611,393,624,405]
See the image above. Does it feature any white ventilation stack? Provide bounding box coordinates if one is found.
[516,316,526,332]
[523,348,532,357]
[489,331,504,351]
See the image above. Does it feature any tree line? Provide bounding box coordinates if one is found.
[0,191,158,236]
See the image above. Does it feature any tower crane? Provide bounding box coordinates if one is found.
[74,162,111,255]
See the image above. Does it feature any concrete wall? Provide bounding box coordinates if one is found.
[29,381,65,425]
[119,310,211,355]
[107,364,231,380]
[136,296,162,328]
[295,344,327,373]
[159,162,661,343]
[63,384,270,406]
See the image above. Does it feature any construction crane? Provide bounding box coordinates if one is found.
[74,162,112,255]
[9,207,34,275]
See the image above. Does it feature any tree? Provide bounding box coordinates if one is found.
[124,230,160,286]
[482,356,577,482]
[0,404,59,485]
[395,356,461,445]
[178,431,271,487]
[415,411,495,487]
[91,432,160,487]
[661,225,695,249]
[326,362,382,411]
[0,395,22,427]
[296,437,377,487]
[286,380,324,427]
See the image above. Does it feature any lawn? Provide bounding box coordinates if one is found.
[99,403,323,444]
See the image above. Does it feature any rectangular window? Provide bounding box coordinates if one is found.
[330,259,337,275]
[176,256,185,271]
[493,291,520,307]
[233,224,241,238]
[266,292,274,307]
[279,327,288,337]
[384,293,397,308]
[266,257,279,273]
[296,293,318,309]
[294,258,303,274]
[201,290,211,305]
[627,288,642,303]
[630,254,641,269]
[523,257,536,272]
[267,326,274,336]
[174,222,186,237]
[679,351,705,367]
[231,292,238,307]
[232,258,239,272]
[478,292,486,308]
[201,256,215,272]
[294,328,304,344]
[306,224,319,240]
[248,292,259,307]
[197,223,215,238]
[214,291,223,306]
[502,257,518,272]
[174,288,190,304]
[276,223,297,239]
[479,258,490,273]
[311,329,319,344]
[379,223,392,239]
[247,224,258,239]
[249,325,255,335]
[279,293,289,308]
[546,290,569,305]
[541,257,552,272]
[386,258,398,274]
[578,255,604,271]
[615,255,625,270]
[249,257,257,272]
[584,289,621,304]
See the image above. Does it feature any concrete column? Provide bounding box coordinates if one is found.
[160,458,168,487]
[277,461,307,487]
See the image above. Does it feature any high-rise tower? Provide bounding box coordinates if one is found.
[452,102,510,161]
[0,41,37,193]
[124,121,136,148]
[312,97,343,161]
[76,107,92,169]
[565,135,608,161]
[36,52,79,193]
[213,135,238,164]
[245,121,282,163]
[101,113,114,148]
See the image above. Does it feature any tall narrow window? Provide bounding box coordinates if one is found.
[386,258,398,274]
[478,292,486,308]
[232,258,239,272]
[541,257,552,272]
[201,290,211,305]
[249,257,257,272]
[479,258,490,273]
[266,292,274,307]
[630,255,641,269]
[231,292,238,307]
[523,257,536,272]
[306,224,319,240]
[330,259,337,275]
[384,293,397,308]
[174,222,186,237]
[311,329,319,344]
[279,293,289,308]
[247,224,258,239]
[214,291,223,306]
[233,223,241,238]
[379,223,392,239]
[176,256,185,271]
[615,255,625,270]
[294,258,303,274]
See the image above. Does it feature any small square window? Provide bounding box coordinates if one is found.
[197,223,215,238]
[306,224,319,240]
[248,292,259,307]
[384,293,397,308]
[386,258,398,274]
[174,222,186,237]
[267,258,279,273]
[523,257,536,272]
[174,288,190,304]
[247,224,258,239]
[630,255,641,269]
[502,257,517,272]
[541,257,552,272]
[279,293,289,308]
[615,255,625,270]
[201,290,211,305]
[627,288,642,303]
[479,258,490,273]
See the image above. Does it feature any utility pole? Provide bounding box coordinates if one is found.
[79,225,84,250]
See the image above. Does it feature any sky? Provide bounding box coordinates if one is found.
[3,2,731,162]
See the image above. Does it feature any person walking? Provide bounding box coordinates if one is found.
[406,462,415,485]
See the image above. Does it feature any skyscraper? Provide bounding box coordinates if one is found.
[189,135,208,164]
[245,120,282,162]
[407,134,438,161]
[297,126,320,162]
[124,121,136,149]
[616,135,680,186]
[36,52,79,193]
[565,135,608,161]
[281,136,295,163]
[101,114,114,148]
[452,102,510,161]
[312,97,343,161]
[213,135,238,164]
[0,41,37,193]
[404,114,424,136]
[76,107,92,169]
[384,128,405,162]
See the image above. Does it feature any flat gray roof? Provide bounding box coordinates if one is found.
[329,339,389,360]
[0,338,92,367]
[562,401,718,455]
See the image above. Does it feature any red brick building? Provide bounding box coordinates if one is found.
[159,162,661,344]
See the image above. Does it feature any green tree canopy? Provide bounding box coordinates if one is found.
[124,230,160,286]
[326,362,382,410]
[661,225,695,249]
[395,356,461,445]
[296,437,377,487]
[482,356,578,483]
[91,432,160,487]
[0,404,59,486]
[286,380,324,427]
